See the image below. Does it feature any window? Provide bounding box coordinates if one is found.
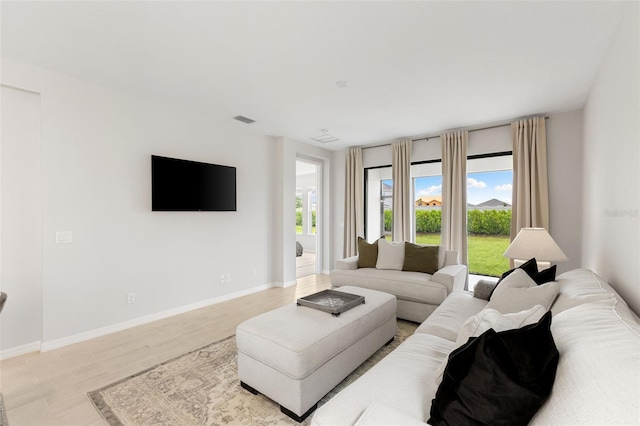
[308,188,317,235]
[467,155,513,277]
[381,179,392,239]
[365,167,392,241]
[295,187,303,234]
[365,154,512,277]
[412,162,442,245]
[367,163,443,243]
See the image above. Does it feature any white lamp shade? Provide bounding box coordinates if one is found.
[504,228,568,262]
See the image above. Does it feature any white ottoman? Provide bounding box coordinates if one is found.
[236,286,397,422]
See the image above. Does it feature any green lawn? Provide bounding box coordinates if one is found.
[415,233,510,277]
[296,225,315,234]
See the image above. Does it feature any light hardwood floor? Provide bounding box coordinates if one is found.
[0,274,331,425]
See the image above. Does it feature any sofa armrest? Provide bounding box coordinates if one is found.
[432,264,468,293]
[335,256,359,270]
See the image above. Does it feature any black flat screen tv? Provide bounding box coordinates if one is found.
[152,155,237,211]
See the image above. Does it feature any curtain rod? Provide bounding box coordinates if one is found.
[361,115,549,149]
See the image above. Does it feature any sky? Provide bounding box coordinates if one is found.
[413,170,513,205]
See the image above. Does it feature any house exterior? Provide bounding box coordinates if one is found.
[470,198,512,210]
[416,196,442,207]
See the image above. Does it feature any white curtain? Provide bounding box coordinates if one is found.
[343,147,364,258]
[392,139,412,242]
[441,131,468,270]
[511,117,549,240]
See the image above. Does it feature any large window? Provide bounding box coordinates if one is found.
[365,155,513,278]
[466,155,513,277]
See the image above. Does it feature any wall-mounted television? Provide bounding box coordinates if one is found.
[152,155,237,211]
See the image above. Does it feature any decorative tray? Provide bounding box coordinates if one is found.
[297,290,365,316]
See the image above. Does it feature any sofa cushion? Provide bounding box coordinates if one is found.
[311,333,454,426]
[376,239,405,270]
[357,237,379,268]
[403,243,439,274]
[429,312,558,426]
[354,402,428,426]
[332,268,448,305]
[531,299,640,425]
[486,269,559,314]
[414,291,487,341]
[551,268,638,322]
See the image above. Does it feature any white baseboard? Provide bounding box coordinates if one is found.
[0,341,41,361]
[37,283,274,354]
[271,280,297,288]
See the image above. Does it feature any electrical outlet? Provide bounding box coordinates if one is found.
[127,293,136,304]
[226,274,231,283]
[220,275,225,284]
[56,231,73,243]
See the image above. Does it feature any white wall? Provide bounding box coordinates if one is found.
[1,60,280,353]
[546,110,583,273]
[582,3,639,315]
[1,86,43,354]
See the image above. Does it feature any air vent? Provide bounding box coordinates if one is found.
[233,115,256,124]
[311,129,339,144]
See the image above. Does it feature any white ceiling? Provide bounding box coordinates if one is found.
[1,1,629,151]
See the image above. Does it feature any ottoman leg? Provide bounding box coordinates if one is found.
[240,381,259,395]
[280,403,318,423]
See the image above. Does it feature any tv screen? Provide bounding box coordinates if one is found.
[152,155,237,211]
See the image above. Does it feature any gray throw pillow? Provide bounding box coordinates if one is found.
[474,280,497,301]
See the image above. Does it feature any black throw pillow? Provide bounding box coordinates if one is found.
[429,312,559,426]
[499,258,539,283]
[534,265,557,285]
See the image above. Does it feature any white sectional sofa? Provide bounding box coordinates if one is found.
[332,245,467,323]
[312,269,640,425]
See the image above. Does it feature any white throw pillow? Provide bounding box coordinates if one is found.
[455,304,546,348]
[486,268,559,314]
[434,304,547,385]
[376,239,405,270]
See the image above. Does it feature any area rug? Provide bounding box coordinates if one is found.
[88,320,416,426]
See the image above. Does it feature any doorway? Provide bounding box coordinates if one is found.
[295,159,320,278]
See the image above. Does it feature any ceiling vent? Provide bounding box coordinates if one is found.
[311,129,339,144]
[233,115,256,124]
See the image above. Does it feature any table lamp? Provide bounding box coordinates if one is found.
[503,227,567,270]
